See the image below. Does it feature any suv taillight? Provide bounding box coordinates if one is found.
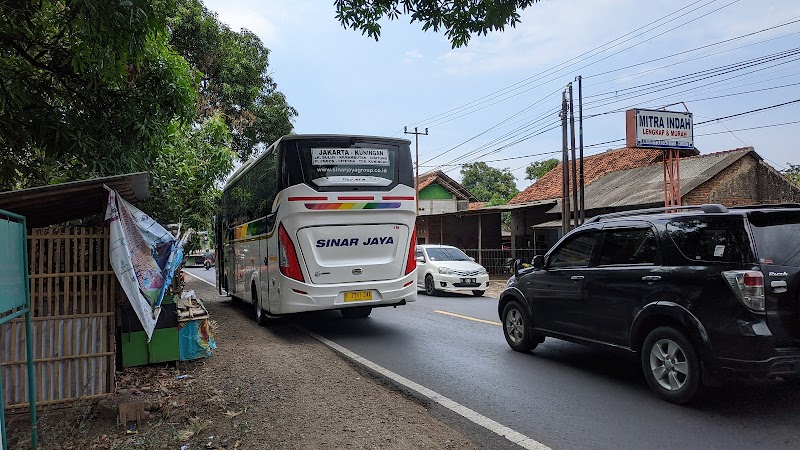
[722,270,764,311]
[278,224,304,282]
[404,226,417,275]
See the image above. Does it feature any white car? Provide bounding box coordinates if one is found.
[415,245,490,297]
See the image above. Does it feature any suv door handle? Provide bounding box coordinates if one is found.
[642,276,662,282]
[570,275,584,281]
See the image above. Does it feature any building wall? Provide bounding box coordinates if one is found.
[419,183,453,200]
[683,155,800,206]
[509,205,558,250]
[415,214,502,249]
[418,199,458,215]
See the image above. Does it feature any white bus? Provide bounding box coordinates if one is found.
[215,134,418,323]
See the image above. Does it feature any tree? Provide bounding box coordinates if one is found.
[141,114,235,236]
[335,0,542,48]
[525,158,559,181]
[0,0,296,237]
[0,0,198,190]
[460,162,518,205]
[169,0,297,161]
[786,164,800,186]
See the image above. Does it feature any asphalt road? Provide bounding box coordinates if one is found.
[186,268,800,449]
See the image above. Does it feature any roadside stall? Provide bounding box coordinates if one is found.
[107,190,215,367]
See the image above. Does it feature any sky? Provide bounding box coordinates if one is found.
[204,0,800,191]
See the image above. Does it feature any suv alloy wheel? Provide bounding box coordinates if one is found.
[502,301,540,352]
[641,326,700,404]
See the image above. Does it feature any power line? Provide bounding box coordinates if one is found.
[697,119,800,134]
[419,88,562,165]
[441,102,800,170]
[436,70,800,171]
[584,17,800,80]
[583,47,800,103]
[695,99,800,125]
[402,0,733,130]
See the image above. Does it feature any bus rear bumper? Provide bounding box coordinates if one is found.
[276,272,417,314]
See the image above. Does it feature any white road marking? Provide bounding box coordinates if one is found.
[183,270,216,287]
[300,327,551,450]
[434,310,501,326]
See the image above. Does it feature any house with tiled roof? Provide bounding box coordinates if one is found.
[415,170,478,215]
[405,146,799,274]
[414,170,485,246]
[509,147,668,204]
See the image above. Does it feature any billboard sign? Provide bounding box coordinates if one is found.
[626,109,693,150]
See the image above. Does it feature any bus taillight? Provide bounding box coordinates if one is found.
[404,226,417,275]
[278,223,305,282]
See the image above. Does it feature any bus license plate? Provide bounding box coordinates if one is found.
[461,278,476,284]
[344,291,373,302]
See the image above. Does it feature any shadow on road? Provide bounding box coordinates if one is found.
[527,338,800,416]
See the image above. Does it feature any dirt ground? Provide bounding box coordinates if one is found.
[6,277,495,450]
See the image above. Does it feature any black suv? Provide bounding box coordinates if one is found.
[499,204,800,403]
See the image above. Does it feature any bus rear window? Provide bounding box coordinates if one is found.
[281,138,413,191]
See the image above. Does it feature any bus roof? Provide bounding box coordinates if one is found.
[224,134,412,190]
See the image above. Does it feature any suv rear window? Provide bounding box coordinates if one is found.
[666,217,754,263]
[747,211,800,266]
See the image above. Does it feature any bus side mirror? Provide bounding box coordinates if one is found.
[532,255,544,269]
[415,256,425,263]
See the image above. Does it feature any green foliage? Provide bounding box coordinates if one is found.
[0,0,197,189]
[460,162,519,205]
[169,0,297,161]
[525,158,559,181]
[335,0,540,48]
[141,114,235,237]
[0,0,296,236]
[785,164,800,186]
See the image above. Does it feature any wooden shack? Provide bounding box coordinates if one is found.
[0,173,148,410]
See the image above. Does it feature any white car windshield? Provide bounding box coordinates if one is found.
[426,247,471,262]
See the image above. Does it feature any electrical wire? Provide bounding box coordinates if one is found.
[402,0,735,130]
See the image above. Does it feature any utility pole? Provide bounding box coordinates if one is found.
[577,75,585,225]
[404,126,428,215]
[569,83,578,230]
[560,90,570,236]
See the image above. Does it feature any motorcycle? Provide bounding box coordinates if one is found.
[203,258,213,270]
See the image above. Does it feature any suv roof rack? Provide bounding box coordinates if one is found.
[586,204,729,223]
[726,203,800,210]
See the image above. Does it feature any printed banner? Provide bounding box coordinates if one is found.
[106,190,182,341]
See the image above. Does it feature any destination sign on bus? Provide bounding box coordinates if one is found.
[312,148,389,166]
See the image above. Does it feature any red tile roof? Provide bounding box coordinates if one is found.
[509,147,665,204]
[415,170,478,201]
[415,171,439,190]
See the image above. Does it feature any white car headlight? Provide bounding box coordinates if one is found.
[478,267,487,275]
[438,266,455,275]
